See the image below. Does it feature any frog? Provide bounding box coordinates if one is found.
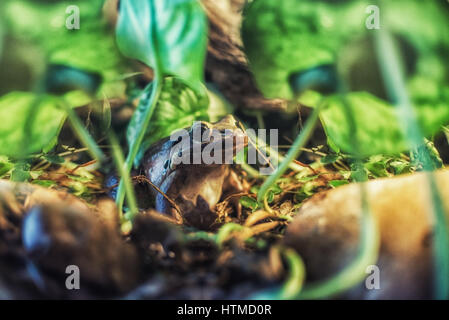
[142,115,248,230]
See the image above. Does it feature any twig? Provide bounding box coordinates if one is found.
[133,175,182,218]
[68,160,97,174]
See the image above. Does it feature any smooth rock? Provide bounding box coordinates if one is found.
[284,169,449,299]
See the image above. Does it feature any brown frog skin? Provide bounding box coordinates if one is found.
[142,115,248,230]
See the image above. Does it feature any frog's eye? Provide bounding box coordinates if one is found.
[192,122,211,141]
[200,123,210,136]
[163,160,170,170]
[234,120,240,128]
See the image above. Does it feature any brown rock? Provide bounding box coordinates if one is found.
[0,180,141,298]
[283,170,449,299]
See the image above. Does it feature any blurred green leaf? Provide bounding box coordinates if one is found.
[32,180,57,187]
[389,159,411,175]
[3,0,128,100]
[364,155,390,178]
[10,162,31,182]
[328,180,349,188]
[320,154,339,165]
[116,0,208,92]
[243,0,449,159]
[320,93,449,156]
[0,156,13,178]
[242,0,365,99]
[43,154,65,164]
[0,92,66,157]
[411,139,443,171]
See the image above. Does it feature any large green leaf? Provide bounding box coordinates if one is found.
[242,0,449,156]
[0,92,66,158]
[321,92,449,156]
[116,0,208,92]
[2,0,128,100]
[129,77,209,166]
[242,0,449,101]
[242,0,367,100]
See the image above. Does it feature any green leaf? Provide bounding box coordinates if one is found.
[0,92,66,158]
[364,155,390,178]
[267,190,275,203]
[295,182,316,203]
[10,162,31,182]
[320,154,339,165]
[328,180,349,188]
[43,154,65,164]
[0,156,13,177]
[270,184,283,195]
[242,0,365,99]
[116,0,208,92]
[389,160,411,175]
[411,140,443,171]
[129,77,209,167]
[242,0,449,100]
[242,0,449,159]
[240,196,260,211]
[3,0,128,101]
[250,185,260,194]
[320,92,449,156]
[32,180,57,188]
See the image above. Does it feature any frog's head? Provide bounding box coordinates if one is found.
[169,115,248,168]
[190,115,248,162]
[193,115,247,154]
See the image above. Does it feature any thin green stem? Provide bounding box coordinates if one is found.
[62,99,105,163]
[280,248,306,299]
[257,103,321,203]
[215,223,245,248]
[374,27,449,300]
[108,132,138,220]
[246,129,309,173]
[256,111,265,129]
